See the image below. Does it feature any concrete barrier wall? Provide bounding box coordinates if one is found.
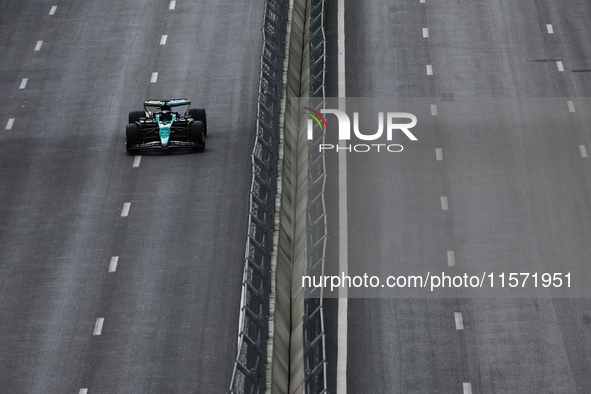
[268,0,310,392]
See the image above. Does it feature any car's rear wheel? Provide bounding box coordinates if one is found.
[128,111,145,124]
[126,123,142,153]
[188,108,207,136]
[189,120,205,150]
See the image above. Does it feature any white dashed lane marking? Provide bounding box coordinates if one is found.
[49,6,57,15]
[133,155,141,167]
[546,24,554,34]
[556,61,564,72]
[5,118,14,130]
[430,104,438,116]
[426,64,433,75]
[121,202,131,217]
[463,382,472,394]
[169,0,176,10]
[19,78,28,89]
[150,72,158,83]
[440,196,449,211]
[567,100,575,113]
[109,256,119,273]
[93,318,104,336]
[160,35,168,45]
[79,389,88,394]
[422,28,429,38]
[436,148,443,161]
[580,145,588,158]
[34,41,43,51]
[447,250,455,266]
[455,312,464,330]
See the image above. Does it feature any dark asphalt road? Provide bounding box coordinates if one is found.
[322,0,591,392]
[0,0,262,392]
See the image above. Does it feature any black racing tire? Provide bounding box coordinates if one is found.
[128,111,145,124]
[188,108,207,136]
[126,123,142,153]
[188,120,205,150]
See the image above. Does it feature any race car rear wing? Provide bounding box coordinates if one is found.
[143,99,191,108]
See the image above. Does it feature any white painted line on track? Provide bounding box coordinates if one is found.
[5,118,14,130]
[455,312,464,330]
[436,148,443,161]
[337,0,347,391]
[546,24,554,34]
[34,41,43,51]
[93,318,104,335]
[580,145,588,158]
[19,78,28,89]
[423,28,429,38]
[567,100,575,113]
[420,0,425,3]
[463,382,472,394]
[426,64,433,75]
[441,196,449,211]
[150,72,158,83]
[556,61,564,72]
[133,155,141,167]
[121,202,131,217]
[49,6,57,15]
[160,35,168,45]
[431,104,438,116]
[169,0,176,10]
[109,256,119,273]
[79,389,88,394]
[447,250,455,266]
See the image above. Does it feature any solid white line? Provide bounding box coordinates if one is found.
[34,41,43,51]
[93,318,104,335]
[19,78,28,89]
[426,64,433,75]
[441,196,449,211]
[447,250,455,266]
[49,6,57,15]
[133,155,141,167]
[169,0,176,10]
[160,35,168,45]
[567,100,575,113]
[455,312,464,330]
[546,24,554,34]
[431,104,438,116]
[109,256,119,272]
[337,0,347,391]
[436,148,443,161]
[580,145,588,158]
[463,382,472,394]
[557,61,564,72]
[121,202,131,217]
[337,1,346,97]
[150,72,158,83]
[423,28,429,38]
[5,118,14,130]
[79,389,88,394]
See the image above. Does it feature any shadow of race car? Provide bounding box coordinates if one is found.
[126,99,207,153]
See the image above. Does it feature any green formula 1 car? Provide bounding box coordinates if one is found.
[125,99,207,153]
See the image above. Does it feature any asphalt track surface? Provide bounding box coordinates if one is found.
[323,0,591,393]
[0,0,262,392]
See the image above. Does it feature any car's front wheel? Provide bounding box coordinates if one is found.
[126,123,142,153]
